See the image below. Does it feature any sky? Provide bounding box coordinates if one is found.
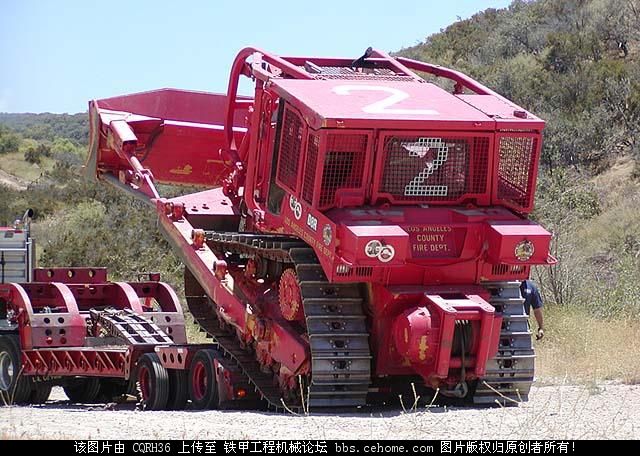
[0,0,512,113]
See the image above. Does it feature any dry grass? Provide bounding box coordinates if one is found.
[184,311,209,343]
[0,151,54,182]
[577,156,640,257]
[536,306,640,384]
[590,156,640,210]
[535,155,640,383]
[577,194,640,259]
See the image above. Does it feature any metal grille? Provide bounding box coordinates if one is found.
[379,136,490,202]
[302,134,319,204]
[317,74,415,82]
[335,265,373,278]
[303,63,414,82]
[499,129,536,133]
[469,138,490,194]
[492,264,526,276]
[497,136,537,209]
[319,134,368,208]
[311,66,398,76]
[276,107,304,192]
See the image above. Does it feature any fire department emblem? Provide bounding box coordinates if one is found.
[514,240,535,261]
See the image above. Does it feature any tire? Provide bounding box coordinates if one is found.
[136,353,169,410]
[0,334,32,405]
[97,379,129,402]
[188,349,219,410]
[30,381,52,404]
[63,377,102,403]
[166,369,188,410]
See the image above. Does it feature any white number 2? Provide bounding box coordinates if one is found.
[403,138,448,197]
[332,85,439,116]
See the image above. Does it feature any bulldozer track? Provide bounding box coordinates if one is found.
[186,233,532,409]
[186,232,371,411]
[474,281,535,405]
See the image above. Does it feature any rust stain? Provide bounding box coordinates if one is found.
[418,335,429,361]
[246,314,256,332]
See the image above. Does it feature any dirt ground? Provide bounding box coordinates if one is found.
[0,169,29,191]
[1,382,639,440]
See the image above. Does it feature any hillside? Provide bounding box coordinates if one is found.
[397,0,640,316]
[1,0,639,383]
[0,113,88,145]
[399,0,640,173]
[0,112,183,295]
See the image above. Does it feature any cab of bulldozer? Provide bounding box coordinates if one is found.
[263,78,543,217]
[266,101,372,214]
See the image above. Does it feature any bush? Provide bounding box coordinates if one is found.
[36,198,183,291]
[0,127,21,154]
[22,140,51,164]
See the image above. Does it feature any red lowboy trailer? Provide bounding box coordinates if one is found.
[0,48,555,411]
[0,216,257,408]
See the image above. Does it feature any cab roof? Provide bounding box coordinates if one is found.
[270,78,543,131]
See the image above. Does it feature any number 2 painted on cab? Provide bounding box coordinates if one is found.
[332,85,439,116]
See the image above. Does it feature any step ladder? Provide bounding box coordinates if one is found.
[0,226,34,283]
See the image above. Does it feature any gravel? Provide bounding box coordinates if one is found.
[1,383,639,440]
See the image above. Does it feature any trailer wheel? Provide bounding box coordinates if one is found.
[188,349,219,409]
[63,377,102,403]
[30,382,52,404]
[137,353,169,410]
[166,369,188,410]
[97,379,129,402]
[0,334,32,405]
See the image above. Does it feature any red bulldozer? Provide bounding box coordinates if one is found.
[0,48,554,411]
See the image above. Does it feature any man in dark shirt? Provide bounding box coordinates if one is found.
[520,279,544,340]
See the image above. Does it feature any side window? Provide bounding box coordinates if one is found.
[266,102,286,214]
[275,105,306,193]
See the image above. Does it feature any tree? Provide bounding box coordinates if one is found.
[0,126,21,154]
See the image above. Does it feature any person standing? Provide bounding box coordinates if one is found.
[520,279,544,340]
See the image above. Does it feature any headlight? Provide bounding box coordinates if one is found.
[365,240,382,258]
[365,240,395,262]
[378,245,395,263]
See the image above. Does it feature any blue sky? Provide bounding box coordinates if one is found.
[0,0,511,113]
